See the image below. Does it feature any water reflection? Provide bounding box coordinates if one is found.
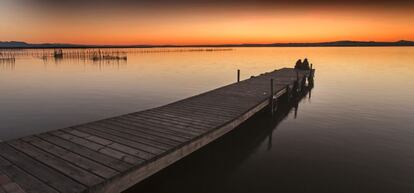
[126,84,313,193]
[0,58,15,71]
[1,47,414,192]
[41,56,127,71]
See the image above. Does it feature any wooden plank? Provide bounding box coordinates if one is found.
[100,119,187,144]
[165,104,242,118]
[153,107,235,123]
[135,112,213,129]
[123,115,205,135]
[139,110,216,128]
[141,109,222,127]
[173,96,255,109]
[167,102,245,116]
[37,133,132,172]
[125,114,208,131]
[167,102,243,119]
[94,121,181,147]
[154,106,233,122]
[0,156,58,193]
[84,123,172,150]
[76,125,164,156]
[7,140,104,187]
[21,136,118,179]
[2,182,25,193]
[115,117,195,140]
[47,131,144,165]
[60,129,150,163]
[0,143,86,193]
[148,107,229,124]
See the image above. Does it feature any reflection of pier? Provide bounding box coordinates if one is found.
[0,66,314,193]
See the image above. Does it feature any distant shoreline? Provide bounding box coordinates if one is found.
[1,40,414,49]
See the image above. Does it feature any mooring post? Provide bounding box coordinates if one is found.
[237,69,240,82]
[270,78,274,115]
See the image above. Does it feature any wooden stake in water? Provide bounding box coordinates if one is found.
[237,69,240,82]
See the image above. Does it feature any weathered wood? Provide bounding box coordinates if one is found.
[48,131,144,165]
[0,156,58,193]
[124,114,206,134]
[88,122,173,150]
[0,143,86,193]
[139,110,216,128]
[21,136,118,179]
[137,111,213,129]
[0,68,312,193]
[117,117,196,139]
[94,121,181,147]
[7,140,104,187]
[77,125,163,157]
[109,119,189,143]
[38,133,132,172]
[62,128,151,162]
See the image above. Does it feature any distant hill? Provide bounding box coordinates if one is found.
[0,41,31,48]
[1,40,414,48]
[0,41,87,48]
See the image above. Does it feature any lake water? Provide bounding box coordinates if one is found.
[1,47,414,192]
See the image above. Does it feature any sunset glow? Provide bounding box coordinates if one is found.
[1,0,413,45]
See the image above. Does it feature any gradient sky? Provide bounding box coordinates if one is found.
[1,0,414,45]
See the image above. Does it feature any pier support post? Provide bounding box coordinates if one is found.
[270,78,274,115]
[293,80,299,97]
[237,69,240,82]
[286,85,290,102]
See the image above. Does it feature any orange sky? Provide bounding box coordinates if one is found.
[1,1,413,45]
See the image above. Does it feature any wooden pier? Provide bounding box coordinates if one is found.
[0,67,314,193]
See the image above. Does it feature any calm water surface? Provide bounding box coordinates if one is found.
[1,47,414,192]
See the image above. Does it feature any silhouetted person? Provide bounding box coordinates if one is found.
[303,58,309,68]
[295,59,302,69]
[295,58,311,70]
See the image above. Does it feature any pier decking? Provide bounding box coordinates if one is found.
[0,67,313,193]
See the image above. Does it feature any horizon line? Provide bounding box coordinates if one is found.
[1,40,414,48]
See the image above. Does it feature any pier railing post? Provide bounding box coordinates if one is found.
[307,66,314,87]
[237,69,240,82]
[270,78,274,115]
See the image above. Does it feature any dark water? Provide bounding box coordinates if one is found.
[1,47,414,192]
